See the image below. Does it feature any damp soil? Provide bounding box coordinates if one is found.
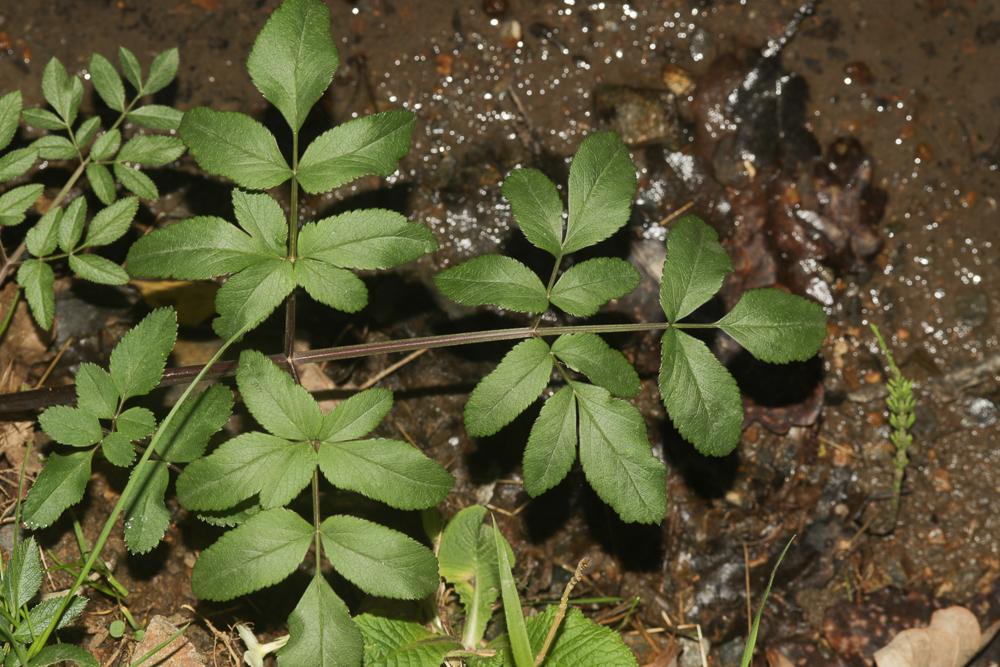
[1,1,999,665]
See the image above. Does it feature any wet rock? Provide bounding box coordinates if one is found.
[593,85,686,148]
[131,615,206,666]
[963,397,998,428]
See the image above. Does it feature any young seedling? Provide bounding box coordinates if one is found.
[870,324,916,520]
[739,536,795,667]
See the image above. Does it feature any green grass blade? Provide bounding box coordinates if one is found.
[492,517,533,667]
[128,622,189,667]
[740,536,794,667]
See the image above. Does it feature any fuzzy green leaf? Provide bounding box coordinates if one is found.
[523,386,578,497]
[28,644,98,667]
[717,288,826,363]
[33,135,77,160]
[86,164,117,205]
[213,257,295,339]
[279,575,362,667]
[552,333,639,398]
[321,515,438,600]
[192,508,313,601]
[101,433,135,467]
[17,259,55,329]
[180,108,292,189]
[659,327,742,457]
[39,405,102,447]
[123,461,170,554]
[562,132,636,254]
[197,501,261,528]
[297,209,437,270]
[42,57,81,124]
[116,406,157,441]
[109,307,177,400]
[69,254,129,285]
[117,134,185,167]
[89,53,125,112]
[0,90,21,150]
[75,363,118,419]
[75,116,101,148]
[318,438,453,510]
[5,536,43,608]
[127,105,183,131]
[145,48,179,95]
[25,206,62,258]
[58,197,87,252]
[21,107,64,131]
[293,258,368,313]
[574,382,666,524]
[0,147,37,183]
[177,433,316,511]
[90,129,121,162]
[22,449,94,529]
[113,162,158,200]
[237,349,323,441]
[155,384,233,463]
[502,167,564,256]
[465,338,553,437]
[434,255,548,314]
[126,216,272,279]
[660,215,731,321]
[14,595,89,643]
[232,189,287,255]
[551,257,639,317]
[355,614,460,667]
[0,183,43,226]
[318,387,392,442]
[523,606,638,667]
[118,47,143,90]
[298,110,414,193]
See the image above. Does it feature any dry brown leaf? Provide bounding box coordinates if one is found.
[132,279,218,327]
[766,648,795,667]
[874,606,1000,667]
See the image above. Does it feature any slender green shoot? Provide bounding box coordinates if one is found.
[740,536,794,667]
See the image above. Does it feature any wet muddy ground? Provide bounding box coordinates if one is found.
[1,0,998,665]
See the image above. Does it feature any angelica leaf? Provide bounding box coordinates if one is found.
[69,254,129,285]
[293,257,368,313]
[116,135,185,167]
[17,260,54,329]
[155,384,234,463]
[109,307,177,401]
[562,132,636,254]
[42,57,80,124]
[247,0,339,132]
[232,189,287,255]
[89,53,125,112]
[0,183,44,226]
[0,147,37,183]
[523,606,638,667]
[116,407,157,441]
[320,515,438,600]
[298,110,414,193]
[101,433,135,467]
[25,643,97,667]
[113,163,157,200]
[213,257,295,339]
[659,327,742,456]
[75,117,101,148]
[434,255,548,314]
[523,386,578,497]
[126,216,272,280]
[26,206,62,258]
[660,215,730,321]
[465,338,553,437]
[0,90,21,150]
[75,363,118,419]
[551,257,639,317]
[39,405,102,447]
[318,387,392,442]
[59,197,87,252]
[118,47,143,90]
[127,105,183,131]
[297,209,436,270]
[179,108,292,189]
[318,438,453,510]
[5,536,43,608]
[21,107,64,131]
[553,332,642,397]
[575,382,666,524]
[192,508,313,601]
[33,135,76,160]
[22,449,94,529]
[90,129,121,162]
[717,288,826,363]
[122,461,170,554]
[279,575,362,667]
[355,614,459,667]
[237,349,323,441]
[144,48,179,95]
[15,595,89,643]
[86,164,116,205]
[502,167,564,256]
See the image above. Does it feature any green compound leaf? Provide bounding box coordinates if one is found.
[550,257,639,317]
[127,105,183,131]
[355,614,460,667]
[145,48,179,96]
[179,108,292,189]
[318,387,392,442]
[0,90,21,150]
[117,134,185,167]
[465,338,553,437]
[318,438,453,510]
[90,129,121,162]
[89,53,125,112]
[177,433,315,512]
[562,132,636,254]
[17,259,55,329]
[237,349,323,441]
[247,0,339,133]
[659,215,732,322]
[574,382,666,524]
[118,47,143,90]
[75,362,118,419]
[123,461,170,554]
[434,255,548,314]
[39,405,102,447]
[86,164,116,205]
[502,167,564,257]
[552,333,640,398]
[523,606,638,667]
[22,449,94,529]
[0,147,37,183]
[59,197,87,252]
[232,189,287,255]
[101,433,135,467]
[293,258,368,313]
[717,288,827,363]
[116,406,157,441]
[25,206,62,258]
[659,327,742,457]
[213,257,295,339]
[113,163,158,200]
[320,515,439,600]
[126,216,273,280]
[438,505,511,648]
[83,195,138,248]
[0,183,44,226]
[192,507,313,601]
[155,384,233,463]
[298,109,414,194]
[297,209,437,270]
[69,254,129,285]
[279,575,362,667]
[523,386,577,497]
[109,307,177,401]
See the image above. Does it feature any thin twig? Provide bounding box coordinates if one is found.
[534,558,590,666]
[33,336,73,389]
[357,348,427,390]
